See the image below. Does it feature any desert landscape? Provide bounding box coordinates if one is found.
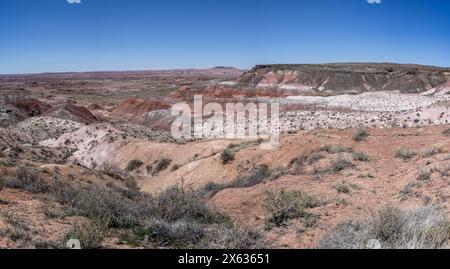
[1,63,450,249]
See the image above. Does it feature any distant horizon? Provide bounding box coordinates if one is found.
[2,61,450,76]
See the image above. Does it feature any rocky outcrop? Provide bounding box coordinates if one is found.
[233,63,450,96]
[0,96,50,127]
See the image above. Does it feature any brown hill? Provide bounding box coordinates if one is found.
[42,103,97,124]
[110,98,170,120]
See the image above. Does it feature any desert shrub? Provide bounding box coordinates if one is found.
[423,147,442,158]
[230,164,270,188]
[152,158,172,175]
[353,152,370,162]
[151,187,227,224]
[353,128,369,142]
[144,218,205,247]
[443,129,450,137]
[220,149,235,164]
[395,148,416,160]
[333,181,351,194]
[171,164,181,171]
[434,164,450,177]
[197,182,228,198]
[400,182,417,195]
[319,144,333,153]
[289,153,308,173]
[333,145,354,153]
[0,210,32,242]
[308,152,326,165]
[64,221,106,249]
[331,155,354,173]
[319,205,450,249]
[417,168,431,181]
[99,161,125,179]
[50,178,147,228]
[3,166,49,193]
[264,190,323,229]
[126,159,144,172]
[199,225,265,249]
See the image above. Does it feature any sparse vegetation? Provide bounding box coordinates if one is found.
[230,164,270,188]
[422,146,443,158]
[434,164,450,177]
[0,210,33,243]
[171,164,181,171]
[308,152,326,165]
[333,145,354,153]
[319,144,333,153]
[353,152,369,162]
[64,221,106,249]
[333,181,351,194]
[152,158,172,175]
[3,166,49,193]
[417,168,431,181]
[126,159,144,172]
[353,128,369,142]
[395,148,417,160]
[443,129,450,137]
[264,189,324,229]
[331,155,354,173]
[319,205,450,249]
[400,182,417,195]
[99,161,125,179]
[220,149,235,164]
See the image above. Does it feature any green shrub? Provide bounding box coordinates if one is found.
[220,149,235,164]
[126,159,144,172]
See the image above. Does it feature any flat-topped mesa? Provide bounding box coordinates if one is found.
[233,63,450,96]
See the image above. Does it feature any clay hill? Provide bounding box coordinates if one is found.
[42,103,98,124]
[231,63,450,96]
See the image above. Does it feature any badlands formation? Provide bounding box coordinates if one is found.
[0,64,450,249]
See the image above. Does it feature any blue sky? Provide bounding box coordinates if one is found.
[0,0,449,74]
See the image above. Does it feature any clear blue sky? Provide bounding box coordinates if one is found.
[1,0,449,74]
